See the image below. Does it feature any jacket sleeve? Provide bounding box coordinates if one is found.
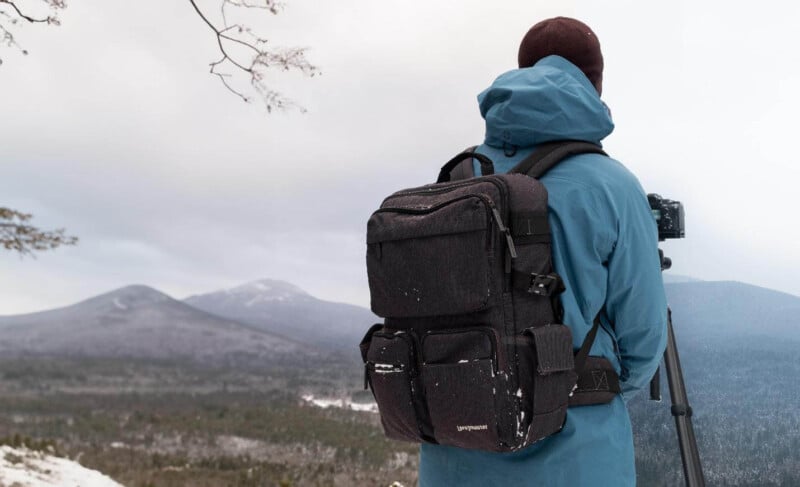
[604,182,668,399]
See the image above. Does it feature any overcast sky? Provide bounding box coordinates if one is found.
[1,0,798,314]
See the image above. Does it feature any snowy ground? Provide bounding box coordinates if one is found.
[0,446,122,487]
[301,394,378,414]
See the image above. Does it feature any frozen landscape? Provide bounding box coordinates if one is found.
[0,277,797,485]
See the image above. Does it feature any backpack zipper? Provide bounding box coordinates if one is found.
[385,180,479,200]
[377,191,517,277]
[384,176,510,222]
[376,193,491,244]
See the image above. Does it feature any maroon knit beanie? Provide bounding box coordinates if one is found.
[518,17,604,95]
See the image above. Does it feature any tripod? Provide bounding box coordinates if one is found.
[649,250,705,487]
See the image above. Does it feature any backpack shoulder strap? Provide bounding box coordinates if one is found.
[510,140,607,179]
[510,140,610,378]
[437,146,477,183]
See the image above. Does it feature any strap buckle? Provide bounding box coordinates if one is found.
[527,273,564,296]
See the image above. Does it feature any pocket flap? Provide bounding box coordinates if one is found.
[367,197,488,244]
[360,324,385,363]
[527,325,574,375]
[423,328,494,364]
[366,331,416,368]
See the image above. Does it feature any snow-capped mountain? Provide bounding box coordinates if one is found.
[184,279,377,352]
[0,285,301,364]
[214,279,314,306]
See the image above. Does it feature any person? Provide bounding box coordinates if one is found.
[418,17,668,486]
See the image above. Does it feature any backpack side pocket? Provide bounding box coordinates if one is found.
[363,329,426,443]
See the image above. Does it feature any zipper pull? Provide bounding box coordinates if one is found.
[491,207,507,232]
[505,234,518,259]
[491,206,518,259]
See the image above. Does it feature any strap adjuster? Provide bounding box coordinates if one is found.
[528,273,564,296]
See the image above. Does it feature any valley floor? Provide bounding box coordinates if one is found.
[0,357,418,487]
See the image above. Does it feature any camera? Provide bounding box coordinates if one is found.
[647,194,685,241]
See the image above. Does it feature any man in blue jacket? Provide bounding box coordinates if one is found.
[418,17,668,486]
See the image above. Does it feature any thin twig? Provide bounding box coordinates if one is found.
[0,0,65,64]
[188,0,317,112]
[0,0,50,23]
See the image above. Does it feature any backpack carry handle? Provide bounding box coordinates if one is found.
[437,151,494,183]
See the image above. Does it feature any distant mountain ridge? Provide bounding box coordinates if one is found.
[0,279,377,363]
[184,279,377,353]
[0,284,302,366]
[665,280,800,339]
[1,278,795,367]
[661,273,703,284]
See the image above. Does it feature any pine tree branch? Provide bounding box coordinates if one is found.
[0,208,78,257]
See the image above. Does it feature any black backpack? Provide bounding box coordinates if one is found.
[360,141,621,452]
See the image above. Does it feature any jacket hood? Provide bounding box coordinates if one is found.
[478,55,614,148]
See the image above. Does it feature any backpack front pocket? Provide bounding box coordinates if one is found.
[421,328,502,450]
[367,196,497,318]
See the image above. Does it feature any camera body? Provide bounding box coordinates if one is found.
[647,193,685,241]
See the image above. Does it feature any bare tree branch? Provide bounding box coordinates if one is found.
[0,207,78,257]
[188,0,318,112]
[0,0,65,64]
[221,0,281,26]
[0,1,316,110]
[0,0,50,23]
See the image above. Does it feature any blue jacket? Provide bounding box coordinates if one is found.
[419,55,668,486]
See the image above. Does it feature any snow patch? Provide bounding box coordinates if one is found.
[244,294,292,307]
[349,402,379,413]
[228,279,308,299]
[301,394,378,414]
[372,363,402,374]
[112,298,127,310]
[253,282,271,292]
[0,445,123,487]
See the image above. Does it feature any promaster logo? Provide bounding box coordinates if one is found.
[456,424,488,432]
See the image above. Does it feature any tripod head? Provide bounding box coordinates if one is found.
[648,193,683,273]
[648,193,685,242]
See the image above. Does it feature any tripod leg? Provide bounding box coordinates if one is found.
[663,308,705,487]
